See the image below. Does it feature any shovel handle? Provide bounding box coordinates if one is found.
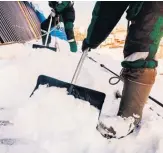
[71,49,89,84]
[45,12,54,46]
[69,49,89,93]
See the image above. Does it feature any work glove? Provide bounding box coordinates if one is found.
[51,9,56,17]
[81,39,91,52]
[51,9,61,28]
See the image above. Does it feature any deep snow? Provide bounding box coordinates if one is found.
[0,39,163,153]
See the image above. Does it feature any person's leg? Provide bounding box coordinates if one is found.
[62,7,77,52]
[118,1,163,124]
[64,21,77,52]
[117,68,156,126]
[97,2,163,139]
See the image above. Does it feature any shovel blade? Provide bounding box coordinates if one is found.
[30,75,106,110]
[32,44,57,51]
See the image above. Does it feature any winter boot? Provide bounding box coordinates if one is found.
[69,40,77,52]
[97,68,157,139]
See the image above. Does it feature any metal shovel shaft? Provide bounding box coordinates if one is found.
[44,14,53,46]
[69,49,89,93]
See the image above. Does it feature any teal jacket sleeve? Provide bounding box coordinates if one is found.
[85,1,129,48]
[56,1,70,13]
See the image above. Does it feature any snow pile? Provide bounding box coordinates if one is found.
[0,40,162,153]
[98,115,136,138]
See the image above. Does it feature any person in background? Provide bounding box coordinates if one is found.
[41,1,77,52]
[82,1,163,139]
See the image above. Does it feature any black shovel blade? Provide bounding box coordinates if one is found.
[32,44,57,51]
[30,75,106,110]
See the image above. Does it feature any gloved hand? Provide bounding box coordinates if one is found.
[82,39,91,52]
[51,9,56,17]
[51,9,60,27]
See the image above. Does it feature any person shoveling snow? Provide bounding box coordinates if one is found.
[81,1,163,139]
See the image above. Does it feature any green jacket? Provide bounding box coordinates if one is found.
[48,1,75,23]
[85,2,161,69]
[49,1,74,13]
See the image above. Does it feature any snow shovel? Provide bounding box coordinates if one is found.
[30,49,106,110]
[32,9,57,51]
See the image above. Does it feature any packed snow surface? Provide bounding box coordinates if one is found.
[0,39,163,153]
